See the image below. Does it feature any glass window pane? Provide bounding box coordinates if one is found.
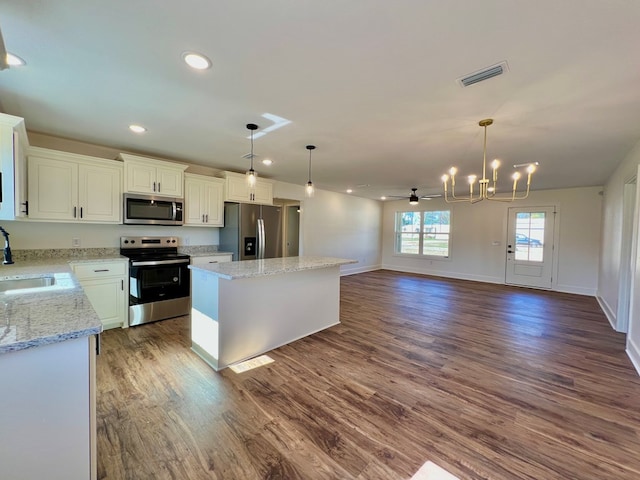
[398,233,420,254]
[423,210,450,257]
[515,211,545,262]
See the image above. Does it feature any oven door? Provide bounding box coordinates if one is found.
[129,259,190,305]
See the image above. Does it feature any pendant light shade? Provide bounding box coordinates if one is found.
[246,123,258,188]
[305,145,316,198]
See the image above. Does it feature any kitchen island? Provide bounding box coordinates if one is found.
[0,258,105,480]
[189,256,357,371]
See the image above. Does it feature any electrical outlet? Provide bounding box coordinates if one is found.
[72,237,81,247]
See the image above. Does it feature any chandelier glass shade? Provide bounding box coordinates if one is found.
[245,123,258,188]
[442,119,536,203]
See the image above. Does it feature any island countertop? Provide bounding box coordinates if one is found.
[188,255,357,280]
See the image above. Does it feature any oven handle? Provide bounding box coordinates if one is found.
[131,259,190,267]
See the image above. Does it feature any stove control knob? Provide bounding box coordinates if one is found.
[123,240,129,244]
[166,239,170,243]
[172,239,176,243]
[131,240,136,244]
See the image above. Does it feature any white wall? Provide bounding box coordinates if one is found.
[598,137,640,373]
[274,181,383,275]
[598,143,640,330]
[381,186,602,295]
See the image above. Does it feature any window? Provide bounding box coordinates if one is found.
[395,210,450,257]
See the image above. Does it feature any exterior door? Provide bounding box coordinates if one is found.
[505,206,555,289]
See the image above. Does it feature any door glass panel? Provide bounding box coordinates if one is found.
[515,212,545,262]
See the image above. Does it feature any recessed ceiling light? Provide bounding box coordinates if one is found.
[346,189,353,194]
[6,53,26,66]
[381,196,387,200]
[262,159,273,166]
[182,52,211,70]
[129,124,147,134]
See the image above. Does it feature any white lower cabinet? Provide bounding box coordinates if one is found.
[72,260,128,329]
[191,254,233,266]
[0,336,97,480]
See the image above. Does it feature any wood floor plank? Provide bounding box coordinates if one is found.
[97,270,640,479]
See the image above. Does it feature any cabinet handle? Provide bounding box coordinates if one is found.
[153,181,156,192]
[93,269,110,273]
[205,214,209,223]
[208,261,218,263]
[80,207,83,219]
[202,214,205,223]
[73,206,77,218]
[121,279,124,290]
[158,182,161,192]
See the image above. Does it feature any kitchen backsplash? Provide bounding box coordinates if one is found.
[10,245,219,261]
[11,248,121,261]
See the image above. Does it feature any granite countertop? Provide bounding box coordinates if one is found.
[189,256,357,280]
[0,256,126,355]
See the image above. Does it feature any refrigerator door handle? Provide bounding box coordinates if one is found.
[258,218,265,259]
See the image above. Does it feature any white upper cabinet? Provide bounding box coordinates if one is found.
[119,153,187,197]
[27,147,122,223]
[222,171,273,205]
[184,173,224,227]
[0,113,29,220]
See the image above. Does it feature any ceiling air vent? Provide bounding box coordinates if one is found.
[458,61,509,87]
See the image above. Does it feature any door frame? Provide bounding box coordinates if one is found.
[504,204,560,289]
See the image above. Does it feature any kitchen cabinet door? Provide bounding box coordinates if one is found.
[0,336,97,479]
[203,178,224,226]
[72,261,128,329]
[184,174,224,226]
[125,161,156,194]
[78,163,122,223]
[28,154,79,220]
[223,171,273,205]
[156,166,184,197]
[0,113,28,220]
[28,147,123,223]
[121,153,187,197]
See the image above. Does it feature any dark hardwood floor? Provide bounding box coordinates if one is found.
[96,270,640,479]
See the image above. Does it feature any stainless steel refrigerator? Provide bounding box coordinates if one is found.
[219,203,283,261]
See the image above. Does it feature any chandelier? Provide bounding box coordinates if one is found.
[441,119,536,203]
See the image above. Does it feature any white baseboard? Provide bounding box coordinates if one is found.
[626,337,640,376]
[596,295,617,330]
[381,264,506,285]
[340,263,381,276]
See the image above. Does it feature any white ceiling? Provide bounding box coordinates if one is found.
[1,1,640,201]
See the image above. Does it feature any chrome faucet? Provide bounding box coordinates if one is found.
[0,227,14,265]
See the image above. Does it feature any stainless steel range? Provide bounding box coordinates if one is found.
[120,236,190,326]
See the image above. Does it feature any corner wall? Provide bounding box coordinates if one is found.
[273,181,383,275]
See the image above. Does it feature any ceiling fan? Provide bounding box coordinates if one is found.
[388,188,442,205]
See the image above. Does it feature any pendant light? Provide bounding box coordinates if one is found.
[305,145,316,198]
[246,123,258,188]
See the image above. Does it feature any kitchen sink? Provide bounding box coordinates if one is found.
[0,276,56,293]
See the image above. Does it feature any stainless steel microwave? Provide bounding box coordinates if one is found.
[123,193,183,226]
